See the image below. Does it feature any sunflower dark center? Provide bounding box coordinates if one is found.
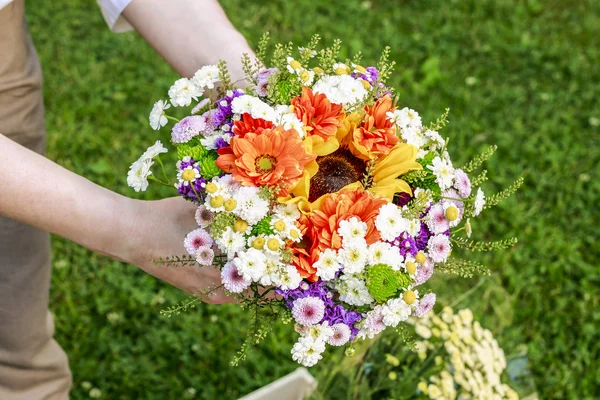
[309,149,367,202]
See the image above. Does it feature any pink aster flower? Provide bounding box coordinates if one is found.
[426,203,450,234]
[427,234,452,263]
[220,262,251,293]
[415,258,434,285]
[292,296,325,326]
[195,205,214,228]
[195,245,214,266]
[327,323,351,346]
[184,228,214,255]
[414,293,436,317]
[171,115,207,144]
[454,168,472,198]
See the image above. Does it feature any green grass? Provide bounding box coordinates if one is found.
[26,0,600,398]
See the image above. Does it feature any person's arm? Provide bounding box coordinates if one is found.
[0,134,230,303]
[122,0,255,80]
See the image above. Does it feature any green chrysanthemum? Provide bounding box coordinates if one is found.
[199,152,223,181]
[210,212,236,238]
[177,137,207,161]
[366,264,412,303]
[251,216,274,236]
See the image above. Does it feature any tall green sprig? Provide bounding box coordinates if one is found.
[484,177,525,210]
[461,145,497,173]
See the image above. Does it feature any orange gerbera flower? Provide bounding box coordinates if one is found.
[290,214,319,281]
[291,87,345,156]
[309,188,388,253]
[350,95,399,160]
[232,113,274,138]
[216,126,316,196]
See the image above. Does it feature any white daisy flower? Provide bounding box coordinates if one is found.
[233,187,269,225]
[149,100,170,130]
[381,298,412,327]
[291,336,326,367]
[375,203,409,242]
[428,156,455,191]
[141,140,168,160]
[312,74,368,107]
[337,275,374,306]
[127,159,153,192]
[215,227,246,259]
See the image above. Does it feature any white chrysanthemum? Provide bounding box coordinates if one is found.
[279,113,305,138]
[401,126,428,150]
[381,298,412,327]
[258,257,284,286]
[215,174,242,195]
[313,248,341,281]
[215,227,246,259]
[388,107,422,130]
[168,78,202,107]
[368,241,402,270]
[221,262,251,293]
[338,217,368,243]
[406,218,422,237]
[305,322,334,344]
[291,336,326,367]
[192,65,220,89]
[426,203,450,234]
[473,188,486,216]
[273,203,301,222]
[375,203,409,242]
[424,129,445,149]
[230,94,256,115]
[427,156,455,191]
[338,276,374,306]
[149,100,170,130]
[127,159,153,192]
[292,296,326,326]
[251,101,277,121]
[338,241,368,274]
[232,187,269,225]
[233,248,267,282]
[278,265,302,290]
[327,323,351,346]
[427,234,452,263]
[312,74,368,106]
[141,140,168,160]
[357,305,386,339]
[183,228,213,255]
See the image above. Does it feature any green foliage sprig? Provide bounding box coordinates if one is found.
[395,324,417,352]
[484,177,525,210]
[231,311,280,366]
[217,59,234,95]
[461,145,497,173]
[159,294,200,317]
[152,254,197,267]
[317,39,342,74]
[299,34,321,64]
[241,53,258,85]
[426,108,451,131]
[361,159,376,190]
[451,237,518,252]
[437,258,491,278]
[255,32,270,67]
[471,169,488,187]
[376,46,396,84]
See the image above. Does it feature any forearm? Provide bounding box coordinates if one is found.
[0,134,136,261]
[122,0,255,80]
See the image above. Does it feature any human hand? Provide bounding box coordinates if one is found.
[122,197,233,304]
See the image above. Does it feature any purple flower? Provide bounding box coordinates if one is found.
[211,89,244,126]
[414,293,436,317]
[255,68,278,97]
[391,232,418,259]
[171,115,207,144]
[415,222,431,251]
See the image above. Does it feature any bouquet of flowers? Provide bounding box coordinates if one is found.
[127,34,522,367]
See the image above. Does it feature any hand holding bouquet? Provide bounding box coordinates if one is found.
[127,34,522,367]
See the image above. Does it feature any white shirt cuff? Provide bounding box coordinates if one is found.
[97,0,134,33]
